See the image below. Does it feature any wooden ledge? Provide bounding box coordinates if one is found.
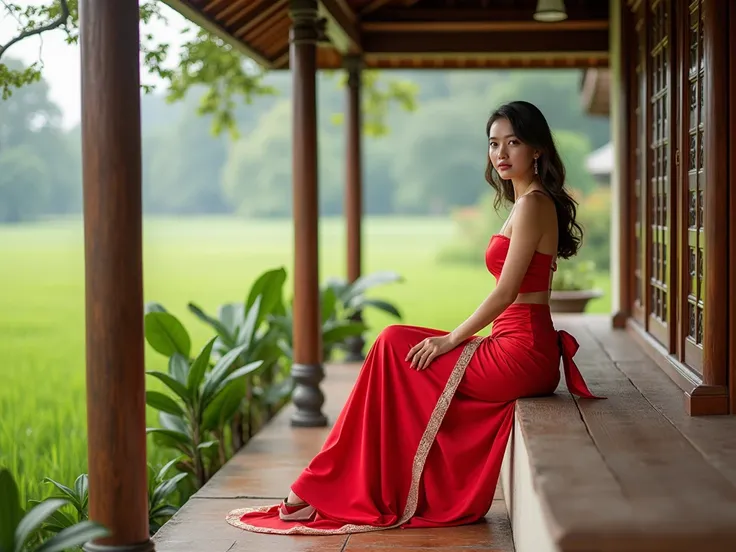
[502,315,736,552]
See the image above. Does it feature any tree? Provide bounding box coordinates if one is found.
[0,0,417,138]
[0,144,49,222]
[0,57,77,221]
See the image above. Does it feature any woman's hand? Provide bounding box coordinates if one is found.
[406,335,457,370]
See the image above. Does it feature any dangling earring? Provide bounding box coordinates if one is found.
[533,157,539,175]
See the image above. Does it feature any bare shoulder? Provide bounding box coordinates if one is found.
[514,191,555,228]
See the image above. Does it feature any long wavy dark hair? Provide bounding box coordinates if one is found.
[485,100,583,259]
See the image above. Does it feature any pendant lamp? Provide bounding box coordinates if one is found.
[533,0,568,22]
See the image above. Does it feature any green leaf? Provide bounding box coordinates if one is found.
[151,472,187,507]
[200,343,249,405]
[202,377,246,432]
[323,321,368,345]
[245,267,287,324]
[150,504,179,519]
[347,297,402,319]
[146,391,185,417]
[276,339,293,360]
[217,303,244,335]
[0,468,22,552]
[146,371,189,404]
[323,276,349,300]
[146,428,191,450]
[36,520,109,552]
[168,353,190,385]
[41,477,81,512]
[343,271,403,303]
[158,412,189,435]
[321,287,338,324]
[145,302,168,314]
[40,507,77,534]
[187,337,216,399]
[187,303,235,346]
[156,456,185,483]
[150,434,191,457]
[144,312,191,358]
[214,361,262,397]
[74,474,89,513]
[263,377,294,405]
[236,295,261,349]
[14,498,68,552]
[268,314,293,344]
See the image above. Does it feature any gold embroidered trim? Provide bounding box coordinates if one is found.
[225,337,484,536]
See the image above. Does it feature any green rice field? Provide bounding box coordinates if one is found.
[0,216,611,505]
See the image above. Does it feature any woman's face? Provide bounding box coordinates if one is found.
[488,117,537,181]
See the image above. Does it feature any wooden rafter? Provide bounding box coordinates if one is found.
[319,0,362,53]
[160,0,274,67]
[234,0,287,39]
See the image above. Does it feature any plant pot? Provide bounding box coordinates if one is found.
[549,289,603,313]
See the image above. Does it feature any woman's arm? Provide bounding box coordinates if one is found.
[407,194,547,370]
[447,194,546,347]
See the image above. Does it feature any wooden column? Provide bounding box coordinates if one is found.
[729,0,736,415]
[79,1,153,551]
[289,0,327,427]
[612,0,632,329]
[702,0,728,392]
[343,54,366,362]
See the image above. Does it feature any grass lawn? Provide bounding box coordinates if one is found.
[0,215,611,504]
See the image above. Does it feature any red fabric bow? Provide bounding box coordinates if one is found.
[558,330,606,400]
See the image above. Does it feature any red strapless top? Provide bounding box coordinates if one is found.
[485,234,556,293]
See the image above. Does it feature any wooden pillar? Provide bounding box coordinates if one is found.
[702,0,729,390]
[79,2,153,551]
[729,0,736,415]
[289,0,327,427]
[612,0,632,329]
[343,54,366,362]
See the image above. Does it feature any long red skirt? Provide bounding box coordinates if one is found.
[226,303,603,535]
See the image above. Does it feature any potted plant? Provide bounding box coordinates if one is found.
[550,260,603,313]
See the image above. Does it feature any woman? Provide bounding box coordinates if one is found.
[226,100,604,536]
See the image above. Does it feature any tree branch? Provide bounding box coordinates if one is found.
[0,0,70,60]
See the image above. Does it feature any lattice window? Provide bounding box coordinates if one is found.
[685,0,705,359]
[648,0,670,337]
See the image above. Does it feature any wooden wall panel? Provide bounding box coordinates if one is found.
[626,0,730,414]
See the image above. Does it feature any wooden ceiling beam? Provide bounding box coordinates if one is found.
[362,28,609,55]
[362,20,609,32]
[318,0,362,53]
[362,6,610,23]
